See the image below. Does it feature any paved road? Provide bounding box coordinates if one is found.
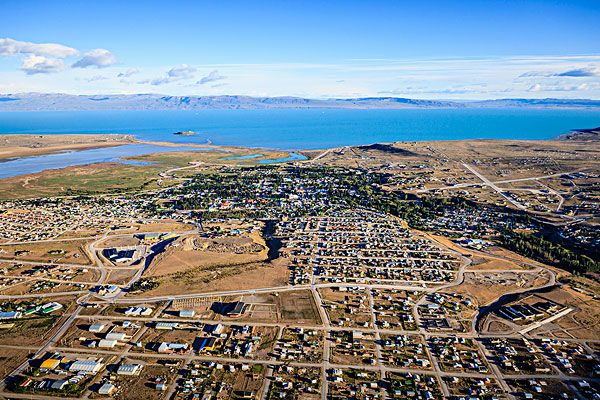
[462,163,527,210]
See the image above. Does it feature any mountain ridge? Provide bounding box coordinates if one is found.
[0,93,599,111]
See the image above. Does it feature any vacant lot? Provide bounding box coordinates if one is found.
[134,253,289,298]
[450,269,552,307]
[145,233,268,278]
[0,239,93,265]
[277,290,321,324]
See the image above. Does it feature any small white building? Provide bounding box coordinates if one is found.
[69,360,103,374]
[89,323,106,333]
[117,363,143,376]
[179,309,195,318]
[98,382,116,395]
[98,339,117,348]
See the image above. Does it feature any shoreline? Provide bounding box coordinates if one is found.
[0,124,598,172]
[0,134,595,200]
[0,131,596,163]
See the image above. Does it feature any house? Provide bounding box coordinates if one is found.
[235,391,256,399]
[206,323,225,335]
[155,322,178,330]
[98,382,116,395]
[40,358,61,370]
[157,342,188,353]
[179,309,195,318]
[23,306,39,316]
[40,302,62,314]
[69,360,103,374]
[51,379,69,390]
[117,363,143,376]
[225,301,246,318]
[105,332,127,341]
[98,339,118,348]
[194,337,217,352]
[124,306,152,316]
[88,323,106,333]
[0,311,21,320]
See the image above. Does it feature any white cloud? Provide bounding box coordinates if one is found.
[85,75,108,82]
[520,66,599,78]
[141,64,197,85]
[528,83,542,92]
[197,70,226,85]
[0,37,77,58]
[117,68,139,78]
[72,48,117,68]
[20,55,65,75]
[167,64,196,78]
[0,37,77,75]
[527,82,590,92]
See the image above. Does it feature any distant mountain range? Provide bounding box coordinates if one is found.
[0,93,599,111]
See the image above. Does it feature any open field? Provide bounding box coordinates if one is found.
[145,231,268,277]
[0,239,93,264]
[0,162,168,199]
[449,269,552,307]
[133,257,289,297]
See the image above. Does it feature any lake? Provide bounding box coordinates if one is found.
[0,108,599,179]
[1,108,599,150]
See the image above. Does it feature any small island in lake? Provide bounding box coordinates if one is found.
[173,130,199,136]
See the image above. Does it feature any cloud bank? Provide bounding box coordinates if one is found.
[72,49,117,68]
[0,37,117,75]
[0,38,77,58]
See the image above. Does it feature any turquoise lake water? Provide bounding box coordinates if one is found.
[1,109,599,150]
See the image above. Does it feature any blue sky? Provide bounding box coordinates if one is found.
[1,0,599,99]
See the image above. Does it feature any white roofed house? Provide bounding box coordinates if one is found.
[105,331,128,341]
[124,306,153,316]
[157,342,189,353]
[98,382,116,395]
[98,339,118,348]
[117,363,143,376]
[179,309,195,318]
[69,360,104,374]
[88,322,106,333]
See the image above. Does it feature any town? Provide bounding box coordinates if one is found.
[0,140,598,400]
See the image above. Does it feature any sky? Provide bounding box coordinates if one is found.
[1,0,599,99]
